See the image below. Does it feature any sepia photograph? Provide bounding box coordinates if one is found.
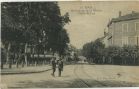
[1,1,139,88]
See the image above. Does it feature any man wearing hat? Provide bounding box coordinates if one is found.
[51,57,56,77]
[57,58,63,77]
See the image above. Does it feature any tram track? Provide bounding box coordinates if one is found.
[73,63,108,87]
[81,64,108,87]
[73,64,91,87]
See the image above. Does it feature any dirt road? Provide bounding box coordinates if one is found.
[1,64,139,88]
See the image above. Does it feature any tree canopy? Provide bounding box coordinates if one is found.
[82,38,105,59]
[1,2,71,55]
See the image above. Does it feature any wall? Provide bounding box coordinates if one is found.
[108,19,139,47]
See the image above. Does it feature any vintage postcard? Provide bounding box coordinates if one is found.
[1,1,139,88]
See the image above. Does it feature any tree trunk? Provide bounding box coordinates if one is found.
[43,54,45,65]
[16,57,20,68]
[9,58,12,69]
[16,61,19,68]
[21,61,24,67]
[9,62,12,69]
[1,63,4,69]
[6,52,9,65]
[24,43,28,66]
[32,47,35,66]
[35,61,37,66]
[134,56,136,65]
[6,43,12,69]
[16,54,20,68]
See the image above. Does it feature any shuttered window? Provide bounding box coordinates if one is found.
[128,37,136,46]
[122,23,128,32]
[135,22,139,31]
[122,37,128,46]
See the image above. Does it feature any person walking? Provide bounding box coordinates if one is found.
[51,57,56,77]
[57,58,63,77]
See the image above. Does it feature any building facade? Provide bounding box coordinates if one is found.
[107,11,139,47]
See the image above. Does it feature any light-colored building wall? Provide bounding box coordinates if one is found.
[108,19,139,47]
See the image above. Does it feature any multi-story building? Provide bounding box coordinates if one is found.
[107,11,139,47]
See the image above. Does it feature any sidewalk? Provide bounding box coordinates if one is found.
[1,65,52,75]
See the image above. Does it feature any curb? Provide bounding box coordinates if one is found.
[1,68,52,75]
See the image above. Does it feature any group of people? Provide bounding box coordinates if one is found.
[51,57,63,77]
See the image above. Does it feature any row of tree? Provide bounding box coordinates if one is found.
[1,2,71,69]
[82,38,139,65]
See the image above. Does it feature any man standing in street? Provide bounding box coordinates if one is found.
[51,57,56,77]
[57,58,63,77]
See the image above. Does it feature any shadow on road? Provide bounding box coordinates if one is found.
[9,79,139,88]
[9,80,72,88]
[69,79,139,88]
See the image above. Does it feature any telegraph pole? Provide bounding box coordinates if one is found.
[137,36,138,52]
[137,36,138,51]
[137,36,138,49]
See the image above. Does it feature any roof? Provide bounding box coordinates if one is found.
[107,12,139,27]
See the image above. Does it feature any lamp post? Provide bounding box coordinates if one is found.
[137,36,138,49]
[137,36,139,65]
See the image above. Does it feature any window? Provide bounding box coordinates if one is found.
[122,37,128,46]
[122,23,128,32]
[128,36,139,46]
[137,36,139,46]
[128,36,136,46]
[135,22,139,31]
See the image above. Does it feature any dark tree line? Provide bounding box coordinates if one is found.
[1,2,71,69]
[82,38,139,65]
[82,38,105,59]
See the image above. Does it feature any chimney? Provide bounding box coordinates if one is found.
[119,11,122,17]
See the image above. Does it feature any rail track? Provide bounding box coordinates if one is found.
[73,64,91,87]
[81,64,108,87]
[73,63,108,87]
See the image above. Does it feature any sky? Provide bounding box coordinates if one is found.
[58,1,139,49]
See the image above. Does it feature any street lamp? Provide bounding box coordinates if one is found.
[136,36,139,65]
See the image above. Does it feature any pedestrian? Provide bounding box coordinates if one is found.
[51,57,56,77]
[57,58,63,77]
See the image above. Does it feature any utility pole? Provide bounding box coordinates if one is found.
[137,36,139,65]
[137,36,138,49]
